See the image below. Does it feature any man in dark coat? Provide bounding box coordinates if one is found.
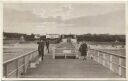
[79,41,88,60]
[37,40,45,61]
[46,39,50,53]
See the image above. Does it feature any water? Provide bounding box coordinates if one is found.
[3,43,38,62]
[98,49,125,57]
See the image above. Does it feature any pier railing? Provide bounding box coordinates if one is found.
[3,50,38,78]
[88,49,126,77]
[52,43,78,59]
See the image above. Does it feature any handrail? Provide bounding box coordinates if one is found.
[3,50,38,64]
[98,54,126,69]
[89,48,125,58]
[3,49,38,78]
[89,48,126,77]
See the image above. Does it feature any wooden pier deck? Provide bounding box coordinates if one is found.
[24,54,120,78]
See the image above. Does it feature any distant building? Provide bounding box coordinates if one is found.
[62,34,77,43]
[34,34,41,39]
[46,34,60,39]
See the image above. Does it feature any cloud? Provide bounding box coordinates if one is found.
[3,8,44,23]
[61,9,125,34]
[64,9,125,27]
[3,3,125,34]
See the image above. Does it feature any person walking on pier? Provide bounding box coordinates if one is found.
[79,41,88,60]
[46,39,50,53]
[37,39,45,61]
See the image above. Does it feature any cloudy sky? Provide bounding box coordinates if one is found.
[3,3,125,35]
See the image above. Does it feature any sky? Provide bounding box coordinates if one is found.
[3,3,125,35]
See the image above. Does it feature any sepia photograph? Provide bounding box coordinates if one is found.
[2,1,127,79]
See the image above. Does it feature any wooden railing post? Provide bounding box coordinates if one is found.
[103,54,106,66]
[32,53,34,61]
[97,51,100,63]
[16,59,19,78]
[110,55,113,71]
[23,56,26,73]
[52,47,55,59]
[3,64,7,78]
[92,50,97,62]
[119,58,122,76]
[30,53,33,62]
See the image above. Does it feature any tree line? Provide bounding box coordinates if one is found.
[76,34,125,42]
[3,32,125,43]
[3,32,35,41]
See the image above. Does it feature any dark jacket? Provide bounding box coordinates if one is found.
[38,41,45,52]
[46,41,49,47]
[79,43,88,56]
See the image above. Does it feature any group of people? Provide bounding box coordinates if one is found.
[37,39,50,61]
[37,39,88,61]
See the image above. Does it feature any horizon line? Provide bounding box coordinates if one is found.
[3,31,125,35]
